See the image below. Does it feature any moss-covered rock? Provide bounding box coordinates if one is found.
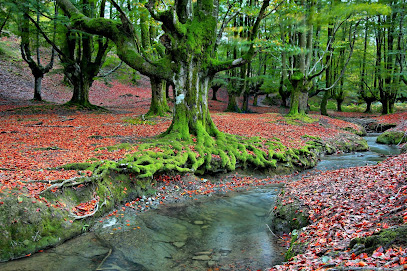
[0,193,84,261]
[377,130,406,145]
[0,170,158,262]
[349,225,407,254]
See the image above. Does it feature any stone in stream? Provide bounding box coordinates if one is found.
[172,241,185,248]
[192,255,211,261]
[193,220,204,225]
[195,250,212,255]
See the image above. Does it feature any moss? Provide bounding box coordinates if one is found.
[377,130,406,145]
[283,115,318,125]
[122,117,157,125]
[100,143,133,151]
[60,162,92,170]
[349,225,407,254]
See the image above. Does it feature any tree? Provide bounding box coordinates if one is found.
[0,1,11,35]
[60,0,111,107]
[55,0,271,139]
[19,0,56,101]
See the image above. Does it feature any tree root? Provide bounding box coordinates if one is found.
[70,198,107,220]
[39,176,91,194]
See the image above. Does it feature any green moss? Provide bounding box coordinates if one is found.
[349,225,407,254]
[122,117,157,125]
[60,162,92,170]
[377,130,406,145]
[100,143,133,151]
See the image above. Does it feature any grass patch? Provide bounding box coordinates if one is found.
[122,117,157,126]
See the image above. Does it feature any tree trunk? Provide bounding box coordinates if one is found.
[211,86,220,101]
[336,98,343,112]
[241,90,250,112]
[365,100,372,113]
[147,76,170,116]
[253,94,258,106]
[320,90,329,116]
[33,76,43,101]
[69,73,92,107]
[299,90,308,114]
[226,92,240,112]
[164,62,219,139]
[288,80,301,115]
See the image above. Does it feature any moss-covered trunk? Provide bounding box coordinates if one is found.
[320,90,329,116]
[66,67,93,107]
[226,91,240,112]
[164,61,219,139]
[147,76,170,116]
[288,79,302,115]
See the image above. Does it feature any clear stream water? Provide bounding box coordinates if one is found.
[0,135,400,271]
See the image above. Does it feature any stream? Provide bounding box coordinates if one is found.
[0,135,401,271]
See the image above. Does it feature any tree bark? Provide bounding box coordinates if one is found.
[33,76,43,101]
[147,76,170,116]
[164,62,219,139]
[211,86,220,101]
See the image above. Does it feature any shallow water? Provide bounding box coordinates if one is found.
[314,134,400,171]
[0,188,285,271]
[0,134,401,271]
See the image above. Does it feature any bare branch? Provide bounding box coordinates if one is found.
[96,61,123,78]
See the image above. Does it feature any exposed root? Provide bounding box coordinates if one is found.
[70,198,107,220]
[39,176,91,194]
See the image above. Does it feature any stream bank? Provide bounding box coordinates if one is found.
[0,131,368,264]
[268,135,406,270]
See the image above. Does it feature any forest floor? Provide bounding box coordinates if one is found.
[0,36,407,269]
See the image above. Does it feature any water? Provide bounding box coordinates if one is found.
[314,134,400,171]
[0,135,401,271]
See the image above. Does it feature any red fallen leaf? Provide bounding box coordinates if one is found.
[357,261,367,267]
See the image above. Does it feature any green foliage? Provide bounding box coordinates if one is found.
[377,131,407,145]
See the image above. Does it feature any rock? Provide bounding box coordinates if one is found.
[193,220,204,225]
[172,242,185,248]
[211,254,221,261]
[219,248,231,256]
[195,250,212,255]
[207,261,216,267]
[192,255,211,261]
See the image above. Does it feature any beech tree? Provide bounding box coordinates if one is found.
[19,1,56,101]
[55,0,271,139]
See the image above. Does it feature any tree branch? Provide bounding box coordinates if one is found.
[55,0,173,81]
[96,61,123,78]
[209,0,273,74]
[145,0,185,37]
[316,20,361,91]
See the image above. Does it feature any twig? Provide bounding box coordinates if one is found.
[96,248,112,270]
[266,224,283,239]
